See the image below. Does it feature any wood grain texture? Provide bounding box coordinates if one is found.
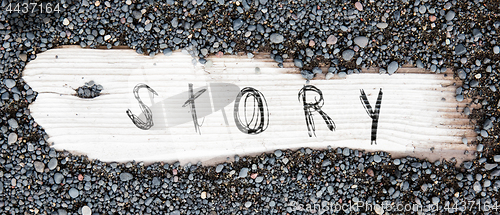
[23,47,476,165]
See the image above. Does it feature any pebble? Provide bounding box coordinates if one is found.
[54,173,64,184]
[63,18,70,26]
[69,188,79,198]
[354,36,369,48]
[464,107,470,116]
[4,79,15,88]
[338,72,347,78]
[239,168,249,178]
[81,206,92,215]
[34,161,45,173]
[201,191,207,199]
[342,148,350,156]
[455,44,467,55]
[494,155,500,162]
[354,2,363,11]
[120,173,134,181]
[312,67,322,74]
[419,5,427,14]
[163,48,172,56]
[373,155,381,163]
[494,46,500,54]
[342,49,355,61]
[458,69,467,79]
[445,11,456,21]
[255,176,264,183]
[377,23,388,29]
[325,72,334,80]
[216,164,224,173]
[7,132,17,144]
[481,130,488,137]
[48,158,58,170]
[326,35,337,45]
[245,201,252,208]
[301,70,314,80]
[270,33,284,44]
[308,40,315,47]
[374,204,384,214]
[473,181,482,193]
[485,163,498,171]
[274,149,282,157]
[387,61,399,75]
[476,144,483,151]
[19,54,27,61]
[483,119,493,130]
[293,59,304,68]
[233,19,244,31]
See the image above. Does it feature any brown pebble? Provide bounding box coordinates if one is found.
[251,173,258,179]
[326,35,337,45]
[355,2,363,11]
[429,15,437,22]
[366,168,374,177]
[309,40,315,47]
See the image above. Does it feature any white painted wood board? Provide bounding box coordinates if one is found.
[22,47,476,165]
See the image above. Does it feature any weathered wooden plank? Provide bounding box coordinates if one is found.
[23,47,476,165]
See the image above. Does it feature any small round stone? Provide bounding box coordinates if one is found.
[354,2,363,11]
[274,150,282,157]
[34,161,45,173]
[270,33,284,44]
[387,61,399,75]
[48,158,58,170]
[354,36,369,48]
[326,35,338,45]
[69,188,79,198]
[4,79,16,89]
[216,164,224,173]
[445,11,456,21]
[54,173,64,184]
[455,44,467,56]
[377,22,388,29]
[7,133,17,144]
[120,173,134,181]
[81,206,92,215]
[342,49,355,61]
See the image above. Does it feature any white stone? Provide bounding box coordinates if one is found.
[8,133,17,144]
[81,206,92,215]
